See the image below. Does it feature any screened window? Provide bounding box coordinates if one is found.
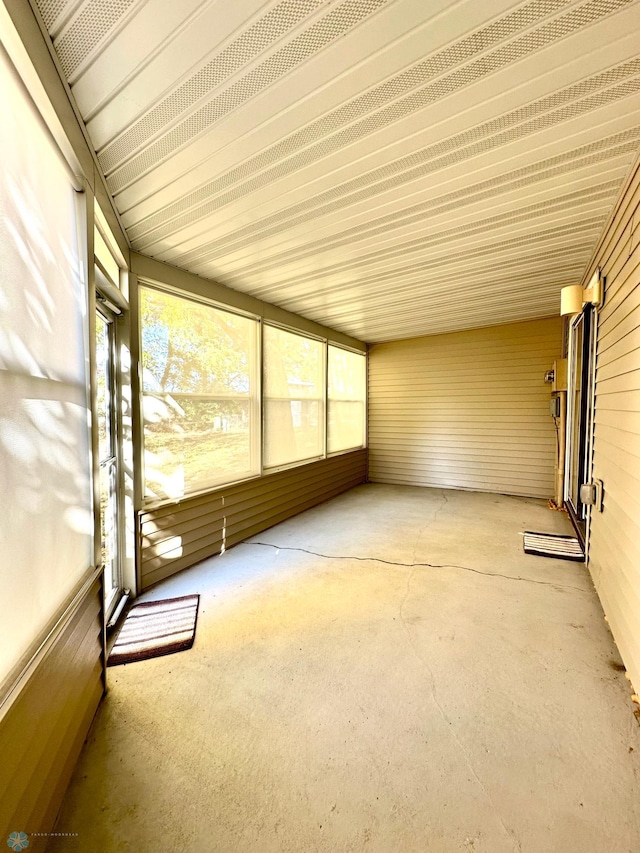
[140,287,259,499]
[0,43,91,683]
[263,325,324,468]
[328,345,366,453]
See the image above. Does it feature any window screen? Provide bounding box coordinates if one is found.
[263,325,324,468]
[328,346,366,453]
[140,287,259,499]
[0,46,92,684]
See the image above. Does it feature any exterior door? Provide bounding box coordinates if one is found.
[95,305,122,617]
[565,304,595,543]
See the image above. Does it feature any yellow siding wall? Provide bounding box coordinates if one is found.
[588,157,640,693]
[368,318,563,498]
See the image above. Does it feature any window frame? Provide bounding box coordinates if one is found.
[327,343,368,456]
[137,284,367,507]
[138,282,262,504]
[261,321,327,474]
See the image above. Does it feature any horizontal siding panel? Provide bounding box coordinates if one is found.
[595,409,640,433]
[142,530,227,575]
[369,393,551,404]
[368,317,561,499]
[369,426,553,438]
[141,497,224,530]
[225,479,364,547]
[602,251,640,308]
[21,661,103,838]
[223,473,361,524]
[593,434,640,476]
[595,372,640,395]
[142,510,225,547]
[140,459,365,555]
[599,185,639,260]
[142,489,226,520]
[598,285,640,352]
[368,340,560,357]
[370,462,554,479]
[139,450,366,589]
[592,516,640,599]
[592,166,640,274]
[368,474,551,497]
[143,539,229,588]
[593,455,640,525]
[143,523,225,560]
[369,437,554,453]
[0,589,101,806]
[369,461,554,482]
[589,155,640,695]
[595,346,640,383]
[596,326,640,366]
[593,583,640,702]
[593,424,640,459]
[594,466,640,530]
[369,404,552,416]
[590,506,640,614]
[368,349,558,368]
[139,472,360,568]
[0,577,103,843]
[369,447,554,465]
[368,378,553,391]
[225,481,359,535]
[597,232,639,304]
[369,339,561,357]
[593,389,640,412]
[142,468,366,588]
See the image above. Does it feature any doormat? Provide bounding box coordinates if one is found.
[523,531,585,562]
[108,594,200,666]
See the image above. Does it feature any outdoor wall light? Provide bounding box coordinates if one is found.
[560,269,603,316]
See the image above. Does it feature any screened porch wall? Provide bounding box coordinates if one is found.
[130,253,367,589]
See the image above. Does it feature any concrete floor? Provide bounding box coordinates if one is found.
[49,485,640,853]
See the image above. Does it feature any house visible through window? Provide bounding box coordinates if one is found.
[263,325,325,469]
[140,286,259,499]
[328,345,366,453]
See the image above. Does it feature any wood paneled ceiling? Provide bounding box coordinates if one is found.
[34,0,640,341]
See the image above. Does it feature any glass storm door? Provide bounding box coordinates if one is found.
[96,307,121,615]
[565,305,595,542]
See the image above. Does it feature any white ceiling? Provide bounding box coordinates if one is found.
[34,0,640,342]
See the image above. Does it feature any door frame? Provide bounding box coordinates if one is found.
[564,303,597,548]
[96,298,124,621]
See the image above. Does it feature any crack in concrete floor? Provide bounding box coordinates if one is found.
[411,490,449,563]
[239,514,596,851]
[243,535,526,851]
[242,541,591,593]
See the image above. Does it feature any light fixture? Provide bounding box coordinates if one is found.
[560,269,603,316]
[560,284,583,316]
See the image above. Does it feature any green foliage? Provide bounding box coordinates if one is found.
[140,288,252,394]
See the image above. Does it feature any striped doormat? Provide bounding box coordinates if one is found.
[108,594,200,666]
[523,531,585,562]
